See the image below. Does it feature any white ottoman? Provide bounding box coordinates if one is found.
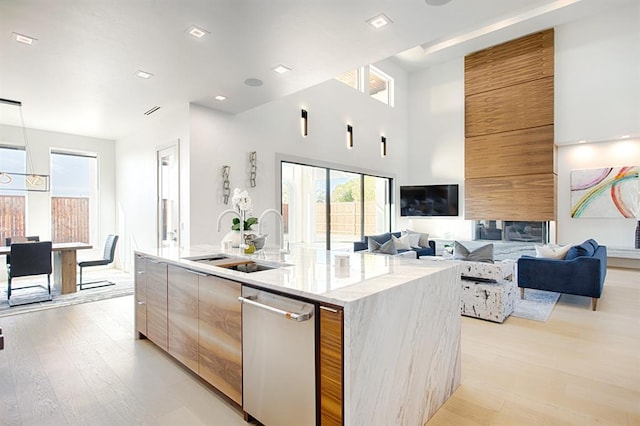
[423,258,516,323]
[460,278,516,323]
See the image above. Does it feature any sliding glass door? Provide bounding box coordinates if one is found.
[281,163,326,248]
[329,170,361,248]
[281,161,391,250]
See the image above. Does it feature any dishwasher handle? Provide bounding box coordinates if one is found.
[238,296,312,322]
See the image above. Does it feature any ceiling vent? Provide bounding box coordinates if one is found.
[144,106,160,116]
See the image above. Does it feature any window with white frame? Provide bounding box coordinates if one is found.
[0,145,27,243]
[368,65,394,106]
[336,68,364,91]
[50,151,98,244]
[335,65,394,107]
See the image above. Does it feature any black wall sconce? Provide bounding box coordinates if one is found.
[347,124,353,148]
[301,109,308,137]
[381,136,387,157]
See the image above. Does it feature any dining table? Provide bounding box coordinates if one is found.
[0,242,92,294]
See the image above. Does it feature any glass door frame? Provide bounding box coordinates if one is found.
[277,154,394,251]
[157,141,180,249]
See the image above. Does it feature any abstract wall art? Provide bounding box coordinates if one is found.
[570,166,639,218]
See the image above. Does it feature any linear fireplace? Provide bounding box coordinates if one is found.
[474,220,549,244]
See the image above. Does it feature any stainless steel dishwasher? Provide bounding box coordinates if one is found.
[239,286,316,426]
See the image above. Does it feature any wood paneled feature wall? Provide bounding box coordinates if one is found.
[465,29,556,221]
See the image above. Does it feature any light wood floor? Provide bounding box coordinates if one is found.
[0,267,638,425]
[0,295,248,425]
[429,267,640,426]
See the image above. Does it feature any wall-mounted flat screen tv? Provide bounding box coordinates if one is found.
[400,184,459,217]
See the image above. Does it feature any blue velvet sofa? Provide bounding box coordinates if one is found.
[353,232,435,259]
[517,239,607,311]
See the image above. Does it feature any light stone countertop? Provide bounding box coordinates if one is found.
[135,244,456,306]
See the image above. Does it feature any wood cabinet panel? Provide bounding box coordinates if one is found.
[320,306,343,426]
[134,255,147,337]
[198,275,242,405]
[465,173,557,221]
[465,77,554,137]
[465,30,554,96]
[465,125,555,179]
[168,265,199,373]
[145,259,168,351]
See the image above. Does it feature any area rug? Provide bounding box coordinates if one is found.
[511,289,560,322]
[0,268,133,317]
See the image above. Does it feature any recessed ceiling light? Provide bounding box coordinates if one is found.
[272,64,291,74]
[244,78,263,87]
[12,32,36,45]
[366,13,392,29]
[577,139,587,144]
[214,95,227,101]
[425,0,452,5]
[136,70,153,79]
[620,135,630,139]
[187,25,209,39]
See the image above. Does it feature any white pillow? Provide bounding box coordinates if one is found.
[402,229,429,247]
[453,241,494,263]
[392,234,411,251]
[404,233,421,248]
[535,243,571,259]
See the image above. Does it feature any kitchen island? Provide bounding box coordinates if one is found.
[134,245,461,426]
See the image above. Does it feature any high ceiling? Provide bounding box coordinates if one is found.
[0,0,629,140]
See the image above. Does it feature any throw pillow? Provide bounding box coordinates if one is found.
[453,241,494,263]
[392,234,411,251]
[535,243,571,260]
[585,239,599,252]
[566,240,597,260]
[368,238,381,252]
[403,229,430,247]
[367,232,392,246]
[403,232,421,248]
[379,238,398,255]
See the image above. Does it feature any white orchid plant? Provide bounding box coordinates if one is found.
[231,188,258,231]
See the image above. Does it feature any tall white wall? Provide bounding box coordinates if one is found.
[555,3,640,247]
[557,139,640,246]
[405,3,640,247]
[404,58,471,240]
[115,104,189,271]
[0,123,115,257]
[190,58,410,245]
[555,3,640,144]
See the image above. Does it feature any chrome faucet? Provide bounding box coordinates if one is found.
[216,209,245,251]
[258,208,289,254]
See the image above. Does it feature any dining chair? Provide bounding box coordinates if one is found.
[7,241,53,306]
[5,236,40,273]
[78,234,119,290]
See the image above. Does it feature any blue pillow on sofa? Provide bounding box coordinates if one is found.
[566,239,598,260]
[367,233,391,251]
[585,239,599,252]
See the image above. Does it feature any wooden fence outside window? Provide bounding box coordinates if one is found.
[0,195,89,244]
[51,197,89,243]
[0,195,26,244]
